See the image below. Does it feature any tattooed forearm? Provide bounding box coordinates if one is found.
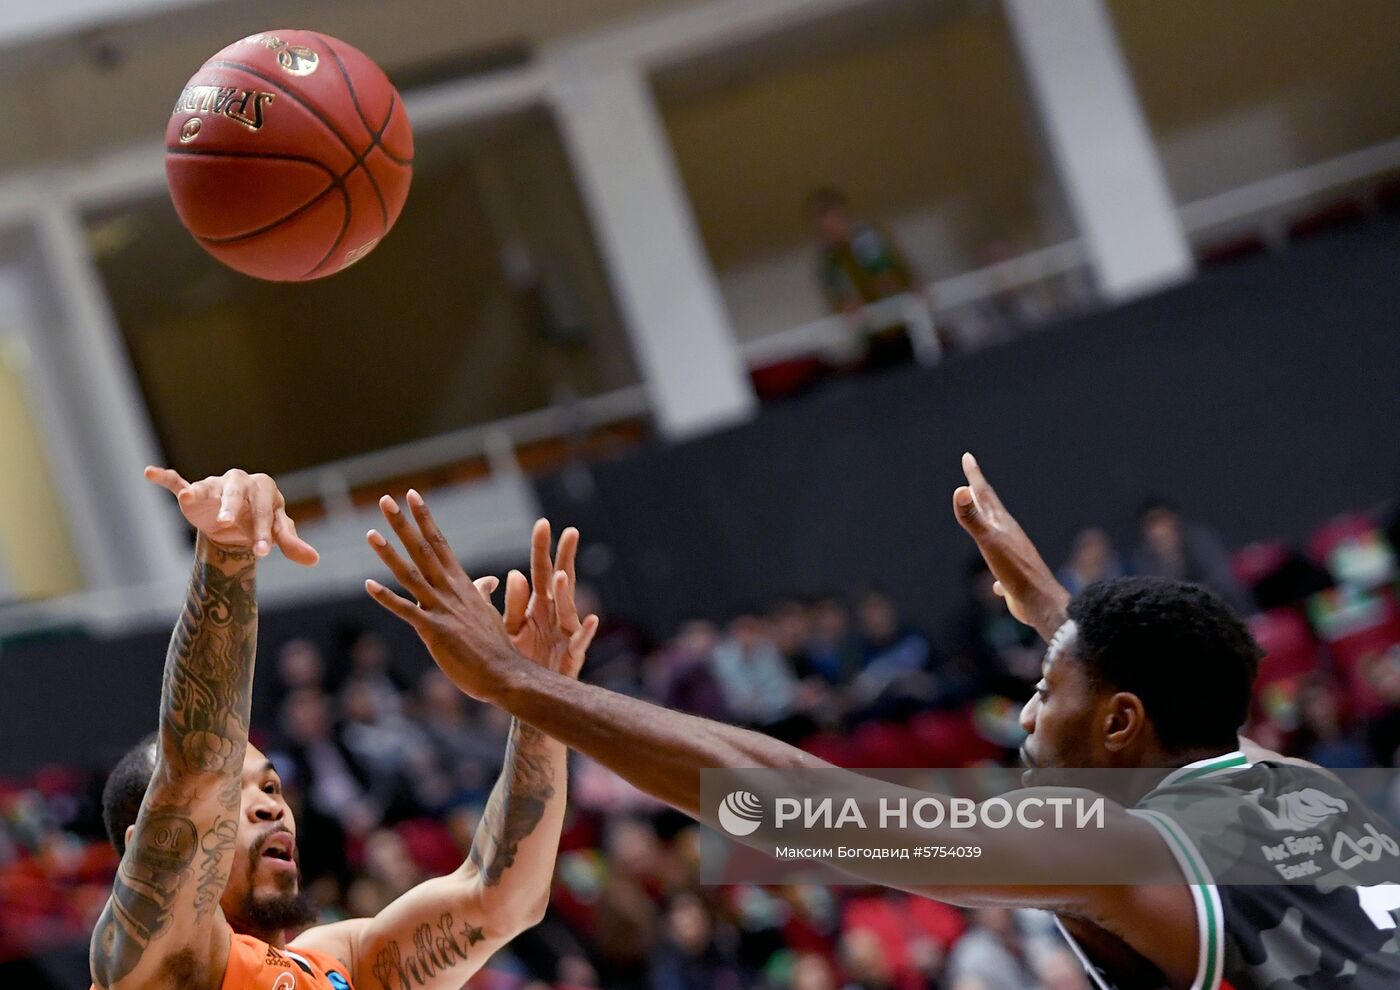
[468,720,555,886]
[92,806,198,985]
[92,539,258,986]
[191,817,237,921]
[371,913,485,990]
[159,539,258,779]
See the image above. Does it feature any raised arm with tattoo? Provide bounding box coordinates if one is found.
[294,501,596,990]
[91,468,317,990]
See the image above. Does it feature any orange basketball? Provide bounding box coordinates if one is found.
[165,30,413,282]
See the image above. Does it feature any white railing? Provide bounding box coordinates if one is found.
[1178,135,1400,236]
[274,384,651,507]
[738,240,1091,367]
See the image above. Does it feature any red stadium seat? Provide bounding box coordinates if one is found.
[750,357,830,401]
[395,818,462,877]
[1248,608,1321,732]
[1309,587,1400,717]
[852,722,921,768]
[801,730,860,767]
[909,708,1006,768]
[842,894,966,985]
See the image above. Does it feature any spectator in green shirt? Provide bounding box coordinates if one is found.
[808,186,922,368]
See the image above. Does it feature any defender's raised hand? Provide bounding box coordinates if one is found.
[365,490,528,701]
[144,465,319,564]
[502,520,599,679]
[952,452,1069,641]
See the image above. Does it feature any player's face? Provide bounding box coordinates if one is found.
[219,746,306,931]
[1018,651,1102,772]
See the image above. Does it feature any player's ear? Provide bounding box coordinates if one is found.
[1102,692,1148,752]
[124,824,136,851]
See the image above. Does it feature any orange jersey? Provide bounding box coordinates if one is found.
[221,933,354,990]
[90,929,354,990]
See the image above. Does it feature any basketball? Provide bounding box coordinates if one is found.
[164,30,413,282]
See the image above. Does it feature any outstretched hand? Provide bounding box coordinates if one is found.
[952,452,1069,641]
[365,491,596,701]
[145,466,319,565]
[502,520,599,679]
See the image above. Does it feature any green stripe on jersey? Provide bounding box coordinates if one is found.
[1136,809,1222,990]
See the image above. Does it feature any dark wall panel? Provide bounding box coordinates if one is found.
[536,219,1400,636]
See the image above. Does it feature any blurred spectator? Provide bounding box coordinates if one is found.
[573,757,668,817]
[1292,677,1370,768]
[1056,527,1125,596]
[1032,947,1091,990]
[362,826,424,902]
[277,638,325,691]
[1132,499,1252,614]
[416,669,507,802]
[945,909,1044,990]
[334,626,409,717]
[710,612,811,741]
[949,560,1041,699]
[268,688,367,887]
[1365,648,1400,766]
[648,891,744,990]
[850,590,944,717]
[842,892,963,990]
[339,677,438,818]
[808,187,921,370]
[806,596,864,686]
[577,584,651,697]
[591,818,672,990]
[647,621,728,721]
[793,951,841,990]
[274,687,380,838]
[771,600,816,677]
[838,927,900,990]
[252,638,327,726]
[771,600,841,724]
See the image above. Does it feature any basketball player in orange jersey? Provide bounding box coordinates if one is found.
[366,464,1400,990]
[90,467,597,990]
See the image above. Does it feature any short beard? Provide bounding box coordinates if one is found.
[235,884,319,940]
[231,835,318,940]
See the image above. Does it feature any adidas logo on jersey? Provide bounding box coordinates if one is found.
[1246,787,1349,832]
[265,945,292,969]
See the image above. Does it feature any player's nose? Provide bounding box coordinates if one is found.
[1018,694,1039,734]
[247,792,286,823]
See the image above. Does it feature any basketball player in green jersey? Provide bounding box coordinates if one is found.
[364,464,1400,990]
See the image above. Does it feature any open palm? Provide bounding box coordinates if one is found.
[503,520,596,678]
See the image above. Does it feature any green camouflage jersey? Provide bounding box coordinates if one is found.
[1058,751,1400,990]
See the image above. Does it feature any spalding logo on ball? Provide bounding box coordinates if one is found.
[165,30,413,281]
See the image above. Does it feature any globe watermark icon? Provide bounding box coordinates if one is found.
[718,790,764,836]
